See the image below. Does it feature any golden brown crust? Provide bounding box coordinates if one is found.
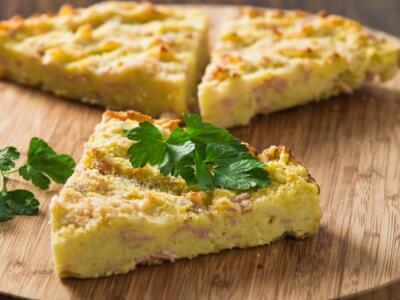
[103,111,320,194]
[103,110,154,123]
[245,143,258,156]
[260,145,294,163]
[260,145,320,194]
[103,110,180,130]
[0,16,24,36]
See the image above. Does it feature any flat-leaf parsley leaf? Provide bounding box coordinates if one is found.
[125,114,270,191]
[18,138,75,190]
[0,147,20,172]
[0,138,75,222]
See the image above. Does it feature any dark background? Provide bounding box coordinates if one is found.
[0,0,399,36]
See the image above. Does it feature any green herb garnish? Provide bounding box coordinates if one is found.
[0,138,75,222]
[125,114,270,191]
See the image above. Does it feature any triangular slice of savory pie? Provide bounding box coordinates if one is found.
[198,7,399,128]
[50,110,321,278]
[0,2,208,116]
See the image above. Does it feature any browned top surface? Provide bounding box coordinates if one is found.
[0,4,400,300]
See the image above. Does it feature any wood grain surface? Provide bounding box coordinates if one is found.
[0,4,400,300]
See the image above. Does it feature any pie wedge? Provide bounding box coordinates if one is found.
[198,8,400,128]
[0,2,208,115]
[50,110,321,278]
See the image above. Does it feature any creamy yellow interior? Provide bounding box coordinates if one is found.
[0,2,209,115]
[50,112,321,278]
[199,8,399,128]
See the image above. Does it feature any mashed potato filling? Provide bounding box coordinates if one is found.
[50,111,321,278]
[199,8,399,128]
[0,2,209,115]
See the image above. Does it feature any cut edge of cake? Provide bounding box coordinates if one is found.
[50,110,321,278]
[198,7,400,128]
[0,2,209,116]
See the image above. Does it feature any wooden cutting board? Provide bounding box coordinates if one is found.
[0,4,399,300]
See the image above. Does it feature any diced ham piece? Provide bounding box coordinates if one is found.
[137,250,177,265]
[280,217,292,225]
[231,193,252,213]
[231,193,251,203]
[177,221,210,238]
[221,97,234,109]
[120,229,154,245]
[190,200,207,212]
[91,148,113,175]
[253,77,288,104]
[262,77,288,92]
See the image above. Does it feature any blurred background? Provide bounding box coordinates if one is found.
[0,0,399,36]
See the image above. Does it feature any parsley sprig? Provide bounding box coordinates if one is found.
[125,114,270,191]
[0,138,75,222]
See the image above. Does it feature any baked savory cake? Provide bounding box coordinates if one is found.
[50,110,321,278]
[199,7,400,128]
[0,2,208,115]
